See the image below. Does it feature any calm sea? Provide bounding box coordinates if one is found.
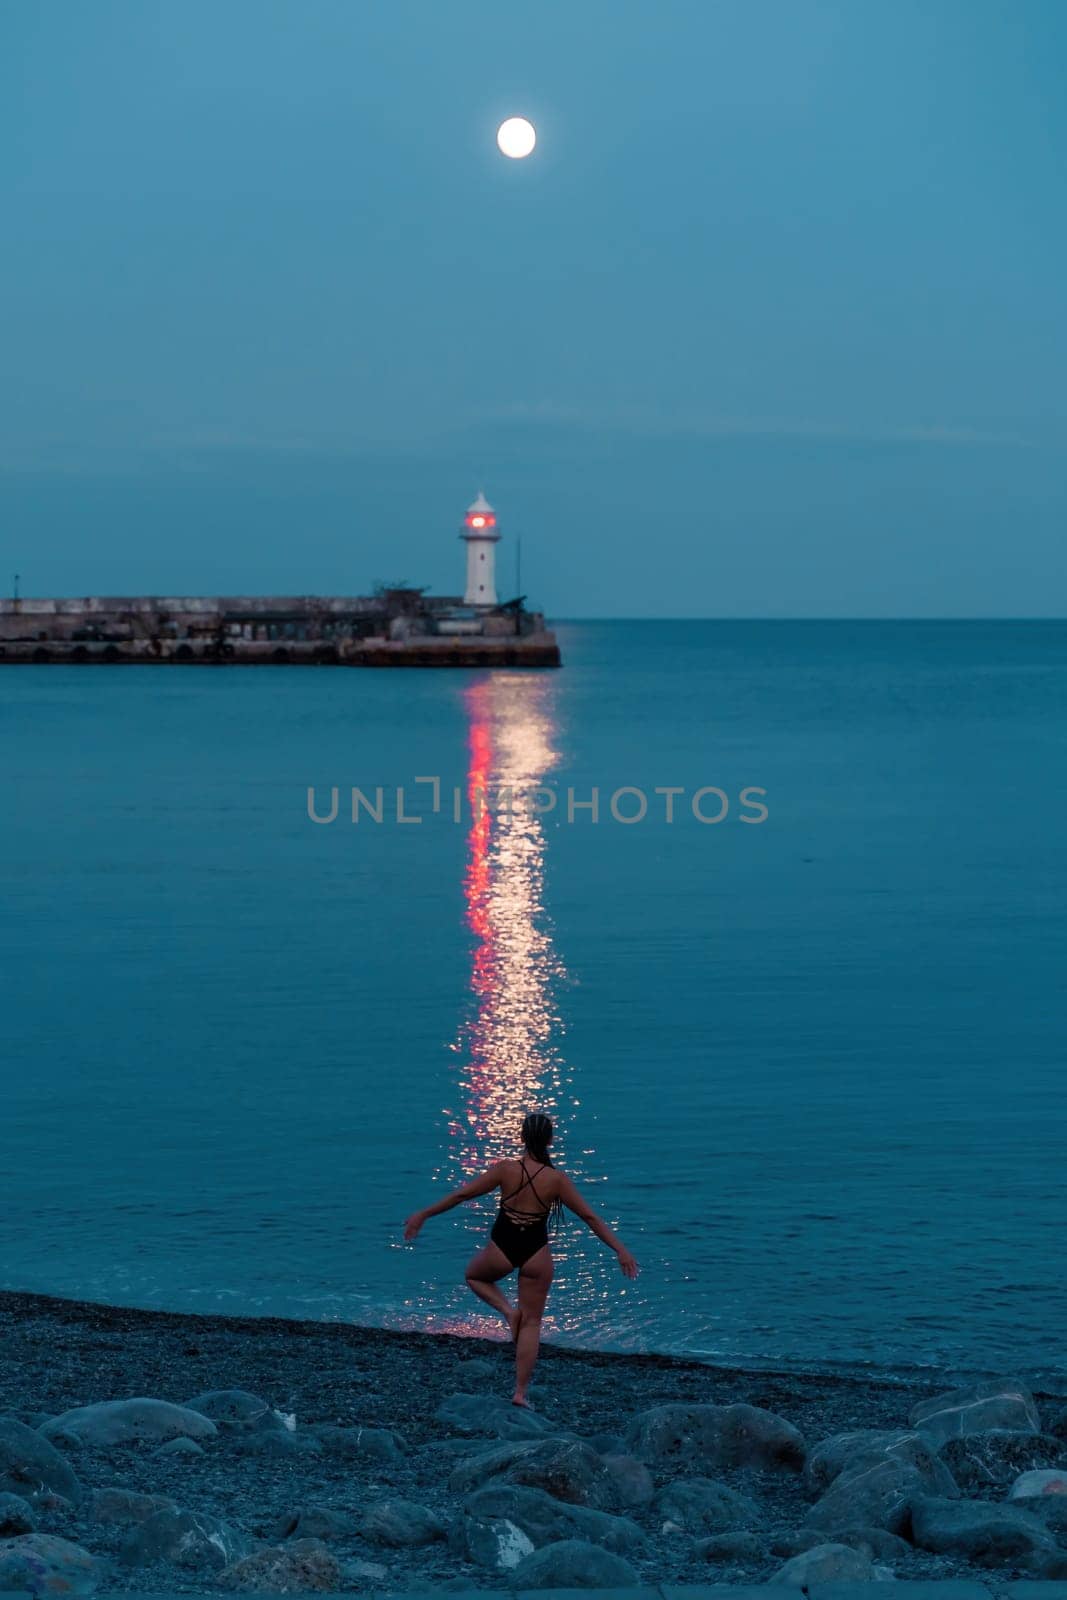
[3,621,1066,1383]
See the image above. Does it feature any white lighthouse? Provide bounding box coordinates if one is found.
[460,490,501,607]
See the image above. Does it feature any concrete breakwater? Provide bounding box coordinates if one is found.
[2,1291,1067,1596]
[0,594,562,668]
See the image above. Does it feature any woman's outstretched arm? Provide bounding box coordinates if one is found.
[403,1163,504,1240]
[557,1173,640,1278]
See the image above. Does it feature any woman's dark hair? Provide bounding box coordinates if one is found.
[522,1111,554,1165]
[521,1111,563,1236]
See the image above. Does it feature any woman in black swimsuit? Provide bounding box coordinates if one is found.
[403,1112,639,1406]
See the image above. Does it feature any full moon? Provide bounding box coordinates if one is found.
[496,117,537,159]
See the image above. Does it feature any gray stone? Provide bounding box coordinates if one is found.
[118,1506,251,1569]
[89,1486,179,1525]
[311,1422,404,1462]
[436,1392,557,1441]
[1011,1469,1067,1501]
[41,1398,217,1450]
[941,1432,1066,1494]
[1050,1406,1067,1443]
[0,1533,100,1597]
[224,1428,321,1458]
[0,1417,82,1504]
[599,1454,655,1509]
[453,1484,644,1571]
[456,1358,499,1381]
[909,1380,1042,1446]
[804,1430,958,1498]
[272,1505,361,1542]
[695,1530,766,1563]
[623,1402,806,1473]
[0,1492,35,1536]
[772,1541,888,1586]
[360,1497,446,1547]
[151,1435,205,1458]
[505,1535,639,1589]
[653,1477,763,1534]
[773,1524,909,1561]
[448,1442,542,1496]
[909,1492,1063,1569]
[805,1457,929,1536]
[183,1388,287,1432]
[219,1537,342,1591]
[1025,1497,1067,1536]
[585,1432,626,1456]
[498,1438,618,1508]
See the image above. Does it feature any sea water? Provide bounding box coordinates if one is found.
[3,620,1065,1381]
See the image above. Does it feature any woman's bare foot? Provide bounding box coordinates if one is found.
[511,1392,531,1408]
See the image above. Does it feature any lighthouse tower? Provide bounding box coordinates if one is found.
[460,491,501,607]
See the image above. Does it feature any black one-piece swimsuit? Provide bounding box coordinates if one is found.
[491,1157,551,1268]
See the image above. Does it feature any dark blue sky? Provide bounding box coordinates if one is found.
[2,0,1064,615]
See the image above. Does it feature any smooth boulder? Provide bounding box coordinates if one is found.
[42,1398,217,1450]
[909,1379,1041,1446]
[272,1505,360,1542]
[119,1506,250,1569]
[310,1422,403,1463]
[1010,1468,1067,1501]
[804,1428,956,1497]
[359,1497,445,1546]
[772,1539,890,1586]
[453,1482,644,1570]
[498,1437,617,1507]
[0,1491,35,1535]
[653,1476,763,1534]
[0,1533,100,1597]
[219,1538,342,1592]
[504,1536,639,1590]
[805,1456,927,1536]
[909,1492,1064,1570]
[89,1486,178,1525]
[435,1391,556,1441]
[0,1416,82,1504]
[696,1530,765,1563]
[624,1401,805,1472]
[184,1388,286,1433]
[941,1431,1066,1494]
[600,1453,655,1508]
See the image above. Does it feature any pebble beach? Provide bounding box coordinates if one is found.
[2,1290,1067,1595]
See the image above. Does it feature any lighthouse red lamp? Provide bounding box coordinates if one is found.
[461,491,501,606]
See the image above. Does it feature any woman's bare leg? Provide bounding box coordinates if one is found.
[465,1241,520,1338]
[513,1246,553,1404]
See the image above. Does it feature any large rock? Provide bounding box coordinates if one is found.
[773,1524,910,1561]
[497,1437,618,1507]
[600,1453,655,1508]
[452,1483,644,1571]
[447,1441,540,1495]
[804,1428,957,1497]
[0,1491,35,1535]
[623,1402,805,1472]
[359,1497,445,1546]
[909,1492,1066,1571]
[505,1536,639,1590]
[184,1389,287,1433]
[89,1486,178,1525]
[0,1532,100,1597]
[772,1540,890,1586]
[653,1476,763,1534]
[219,1538,342,1592]
[0,1417,83,1504]
[696,1530,766,1563]
[941,1431,1066,1493]
[805,1456,929,1536]
[272,1505,360,1542]
[42,1398,217,1450]
[1010,1468,1067,1500]
[435,1392,557,1441]
[909,1379,1041,1446]
[119,1506,251,1569]
[309,1422,403,1463]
